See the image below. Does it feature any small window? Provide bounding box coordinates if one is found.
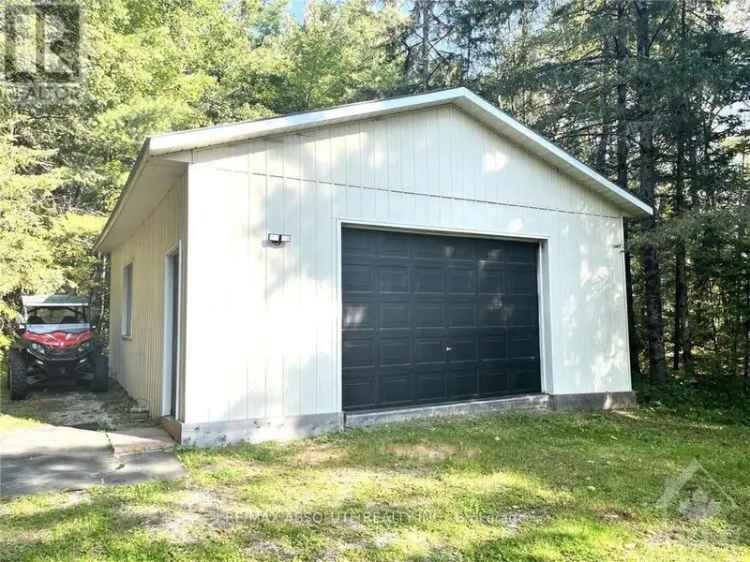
[122,263,133,337]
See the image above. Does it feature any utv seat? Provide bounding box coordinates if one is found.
[60,316,77,324]
[27,315,44,324]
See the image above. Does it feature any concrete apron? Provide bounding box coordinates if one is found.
[344,391,637,428]
[0,425,184,498]
[345,393,552,428]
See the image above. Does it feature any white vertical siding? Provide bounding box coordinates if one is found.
[184,105,631,423]
[109,174,187,419]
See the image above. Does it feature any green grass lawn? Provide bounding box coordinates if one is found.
[1,408,748,561]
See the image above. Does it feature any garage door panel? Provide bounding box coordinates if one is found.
[503,298,539,327]
[343,301,378,331]
[475,238,518,262]
[413,266,445,294]
[342,342,376,370]
[380,373,412,405]
[416,373,446,401]
[446,237,475,260]
[509,242,538,263]
[509,363,542,393]
[447,338,477,362]
[478,296,506,327]
[412,236,445,258]
[380,338,412,366]
[478,369,510,395]
[380,303,410,329]
[378,266,410,293]
[479,333,508,360]
[380,231,411,257]
[506,264,537,293]
[342,264,376,293]
[507,328,539,358]
[415,338,445,364]
[478,268,504,294]
[447,368,477,398]
[414,302,444,328]
[343,228,377,256]
[343,376,377,409]
[342,228,541,411]
[447,266,477,293]
[447,303,475,327]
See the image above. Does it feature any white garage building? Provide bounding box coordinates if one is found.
[94,88,651,446]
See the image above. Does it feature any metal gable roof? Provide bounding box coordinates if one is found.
[94,87,651,252]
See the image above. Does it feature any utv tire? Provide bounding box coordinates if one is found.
[8,349,28,400]
[90,353,109,393]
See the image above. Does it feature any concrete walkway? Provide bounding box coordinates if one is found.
[0,425,184,497]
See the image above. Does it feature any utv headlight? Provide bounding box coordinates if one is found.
[30,342,46,355]
[77,340,93,354]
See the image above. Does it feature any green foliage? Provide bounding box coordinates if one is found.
[274,0,405,111]
[217,0,405,115]
[48,212,107,295]
[432,0,750,380]
[0,117,65,324]
[637,377,750,426]
[2,0,746,386]
[0,0,406,356]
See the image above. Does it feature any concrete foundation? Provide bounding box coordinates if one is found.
[550,391,636,411]
[159,391,637,446]
[162,412,344,447]
[345,394,551,428]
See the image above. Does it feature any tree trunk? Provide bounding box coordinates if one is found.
[673,0,691,375]
[420,0,431,90]
[634,0,667,383]
[614,0,641,378]
[624,222,641,378]
[596,81,609,173]
[673,139,687,372]
[684,136,699,365]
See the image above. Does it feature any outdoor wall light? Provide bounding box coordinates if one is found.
[268,233,292,245]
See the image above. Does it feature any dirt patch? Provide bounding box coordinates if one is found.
[125,503,207,544]
[45,394,115,428]
[612,411,643,421]
[243,539,298,560]
[63,490,91,508]
[391,443,456,460]
[1,380,153,432]
[389,443,479,461]
[497,509,547,533]
[292,446,347,466]
[127,490,238,544]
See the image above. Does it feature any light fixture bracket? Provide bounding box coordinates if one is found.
[268,233,292,246]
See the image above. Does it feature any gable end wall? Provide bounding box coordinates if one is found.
[181,105,631,424]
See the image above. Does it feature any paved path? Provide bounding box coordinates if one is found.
[0,425,184,497]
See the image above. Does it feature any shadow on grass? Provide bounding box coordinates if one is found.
[2,410,748,561]
[0,486,588,561]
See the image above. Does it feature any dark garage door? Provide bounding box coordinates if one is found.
[342,227,541,411]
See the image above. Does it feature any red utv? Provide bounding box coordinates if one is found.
[7,295,108,400]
